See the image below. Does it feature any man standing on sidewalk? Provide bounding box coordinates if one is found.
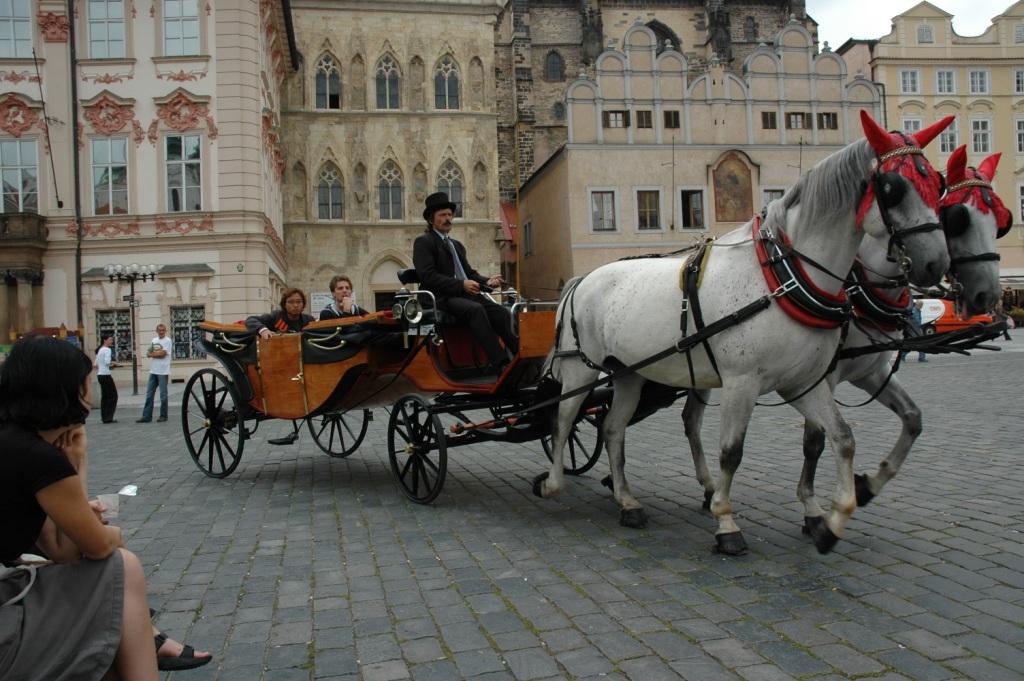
[137,323,172,422]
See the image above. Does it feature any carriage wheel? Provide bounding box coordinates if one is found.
[307,409,371,458]
[388,395,448,504]
[182,368,245,478]
[541,410,604,475]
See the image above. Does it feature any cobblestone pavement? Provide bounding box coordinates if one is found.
[86,336,1024,681]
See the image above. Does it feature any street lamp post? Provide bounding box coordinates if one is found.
[104,263,158,395]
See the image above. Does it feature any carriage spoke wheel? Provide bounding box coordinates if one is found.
[541,410,604,475]
[181,368,245,478]
[388,395,447,504]
[307,409,371,458]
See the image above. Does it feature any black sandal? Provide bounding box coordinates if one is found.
[154,631,213,671]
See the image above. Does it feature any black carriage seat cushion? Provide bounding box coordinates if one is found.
[301,327,374,365]
[202,330,257,365]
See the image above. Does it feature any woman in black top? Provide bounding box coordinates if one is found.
[245,287,315,338]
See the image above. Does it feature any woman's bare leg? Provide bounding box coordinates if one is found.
[112,548,159,681]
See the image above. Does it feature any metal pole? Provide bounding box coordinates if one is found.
[130,277,138,395]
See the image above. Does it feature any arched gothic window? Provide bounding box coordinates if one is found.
[744,17,758,42]
[315,55,341,109]
[317,164,343,219]
[434,55,460,109]
[545,51,565,82]
[378,160,403,219]
[375,55,401,110]
[436,160,464,217]
[646,20,681,54]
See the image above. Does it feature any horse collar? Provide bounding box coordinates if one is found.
[845,262,910,332]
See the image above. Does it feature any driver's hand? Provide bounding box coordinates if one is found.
[463,280,481,294]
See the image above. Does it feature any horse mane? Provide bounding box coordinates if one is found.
[780,139,874,234]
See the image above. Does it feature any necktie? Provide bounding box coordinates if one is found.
[444,236,469,280]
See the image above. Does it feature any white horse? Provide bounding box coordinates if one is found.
[537,111,953,555]
[682,144,1009,533]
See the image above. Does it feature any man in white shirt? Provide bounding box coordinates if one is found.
[94,334,118,423]
[137,323,172,423]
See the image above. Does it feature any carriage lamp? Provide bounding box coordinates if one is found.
[105,262,159,396]
[403,298,424,326]
[393,287,411,321]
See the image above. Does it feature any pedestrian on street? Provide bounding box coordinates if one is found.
[94,334,118,423]
[137,324,172,423]
[901,300,928,363]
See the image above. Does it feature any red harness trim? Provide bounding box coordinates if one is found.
[753,216,849,329]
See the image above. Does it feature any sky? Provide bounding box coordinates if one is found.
[807,0,1013,51]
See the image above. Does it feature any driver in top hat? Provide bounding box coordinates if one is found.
[413,192,519,371]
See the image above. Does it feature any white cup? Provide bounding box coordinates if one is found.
[96,493,119,521]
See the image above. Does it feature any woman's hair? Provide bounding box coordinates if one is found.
[0,335,93,430]
[279,287,307,310]
[96,333,112,355]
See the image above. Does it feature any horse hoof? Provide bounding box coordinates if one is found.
[619,508,648,529]
[801,517,814,535]
[804,516,840,554]
[601,475,614,491]
[715,532,748,556]
[702,490,713,511]
[854,474,876,507]
[531,472,549,498]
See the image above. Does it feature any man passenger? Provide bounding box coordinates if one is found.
[319,275,365,320]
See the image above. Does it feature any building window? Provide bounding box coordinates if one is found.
[636,190,660,230]
[900,69,920,94]
[523,221,532,257]
[939,118,958,154]
[315,55,341,109]
[762,111,777,130]
[165,134,201,212]
[762,188,784,209]
[163,0,200,57]
[436,160,464,218]
[552,102,565,120]
[0,0,31,58]
[972,119,991,153]
[1016,69,1024,95]
[917,24,933,43]
[375,55,401,110]
[936,69,955,95]
[434,55,460,110]
[317,164,343,220]
[664,110,680,129]
[377,160,402,219]
[636,110,653,129]
[744,16,757,42]
[680,190,704,229]
[170,306,206,360]
[89,0,125,58]
[545,51,564,82]
[969,69,989,95]
[1020,185,1024,223]
[590,190,616,231]
[1017,119,1024,154]
[1016,24,1024,43]
[786,112,810,129]
[817,112,838,130]
[602,111,629,128]
[901,117,922,134]
[96,309,133,363]
[1,139,38,213]
[92,138,128,216]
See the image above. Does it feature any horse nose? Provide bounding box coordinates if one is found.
[970,290,998,315]
[923,259,945,286]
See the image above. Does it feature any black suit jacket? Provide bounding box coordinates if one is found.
[412,229,491,303]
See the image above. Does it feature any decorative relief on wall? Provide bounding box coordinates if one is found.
[263,216,285,254]
[83,95,135,135]
[0,95,40,138]
[77,122,85,149]
[154,91,218,139]
[66,220,141,238]
[131,119,145,146]
[37,12,70,42]
[87,73,131,84]
[146,119,159,145]
[262,114,284,182]
[1,71,41,85]
[157,69,206,82]
[155,214,214,235]
[712,152,754,223]
[204,115,218,139]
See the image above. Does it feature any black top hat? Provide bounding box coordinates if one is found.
[423,192,457,222]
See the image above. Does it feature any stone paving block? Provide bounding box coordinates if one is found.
[733,663,797,681]
[700,637,765,668]
[875,647,962,680]
[538,628,587,654]
[952,632,1024,672]
[266,642,311,669]
[453,648,506,677]
[554,646,615,677]
[813,642,885,675]
[355,633,401,665]
[668,654,742,681]
[440,622,491,653]
[501,648,560,680]
[618,655,685,680]
[751,640,831,677]
[361,659,411,681]
[946,656,1024,681]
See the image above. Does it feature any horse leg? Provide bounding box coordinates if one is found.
[797,421,827,535]
[682,389,715,510]
[787,383,857,554]
[602,373,647,528]
[533,359,598,499]
[709,384,757,556]
[848,373,921,506]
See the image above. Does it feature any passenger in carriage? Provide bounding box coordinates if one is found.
[413,192,519,371]
[319,275,366,322]
[246,287,315,339]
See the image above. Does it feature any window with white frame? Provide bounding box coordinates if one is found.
[635,189,660,230]
[971,118,991,154]
[1016,69,1024,95]
[1016,24,1024,44]
[901,117,922,134]
[434,55,460,110]
[163,0,200,56]
[936,69,955,95]
[1019,185,1024,223]
[89,1,125,58]
[523,220,532,257]
[1017,119,1024,154]
[939,118,958,154]
[917,24,933,43]
[969,69,989,95]
[0,0,31,58]
[436,160,464,218]
[603,111,628,128]
[1,139,38,213]
[317,164,343,219]
[636,110,653,129]
[377,160,402,219]
[170,306,207,360]
[96,309,133,363]
[590,190,616,231]
[900,69,920,94]
[680,190,704,229]
[315,55,341,110]
[92,138,128,215]
[762,189,785,209]
[817,112,838,130]
[165,134,201,212]
[375,55,401,110]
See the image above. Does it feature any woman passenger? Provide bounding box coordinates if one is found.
[246,287,315,339]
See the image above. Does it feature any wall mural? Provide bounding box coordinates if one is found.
[712,152,753,223]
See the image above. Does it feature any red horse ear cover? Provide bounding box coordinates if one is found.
[977,152,1002,182]
[860,110,897,155]
[945,145,968,186]
[911,115,954,149]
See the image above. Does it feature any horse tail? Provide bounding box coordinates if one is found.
[541,276,585,379]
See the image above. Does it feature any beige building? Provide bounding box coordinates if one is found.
[0,0,294,379]
[280,0,507,313]
[837,0,1024,290]
[517,19,879,297]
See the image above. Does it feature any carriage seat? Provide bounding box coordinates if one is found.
[396,268,454,325]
